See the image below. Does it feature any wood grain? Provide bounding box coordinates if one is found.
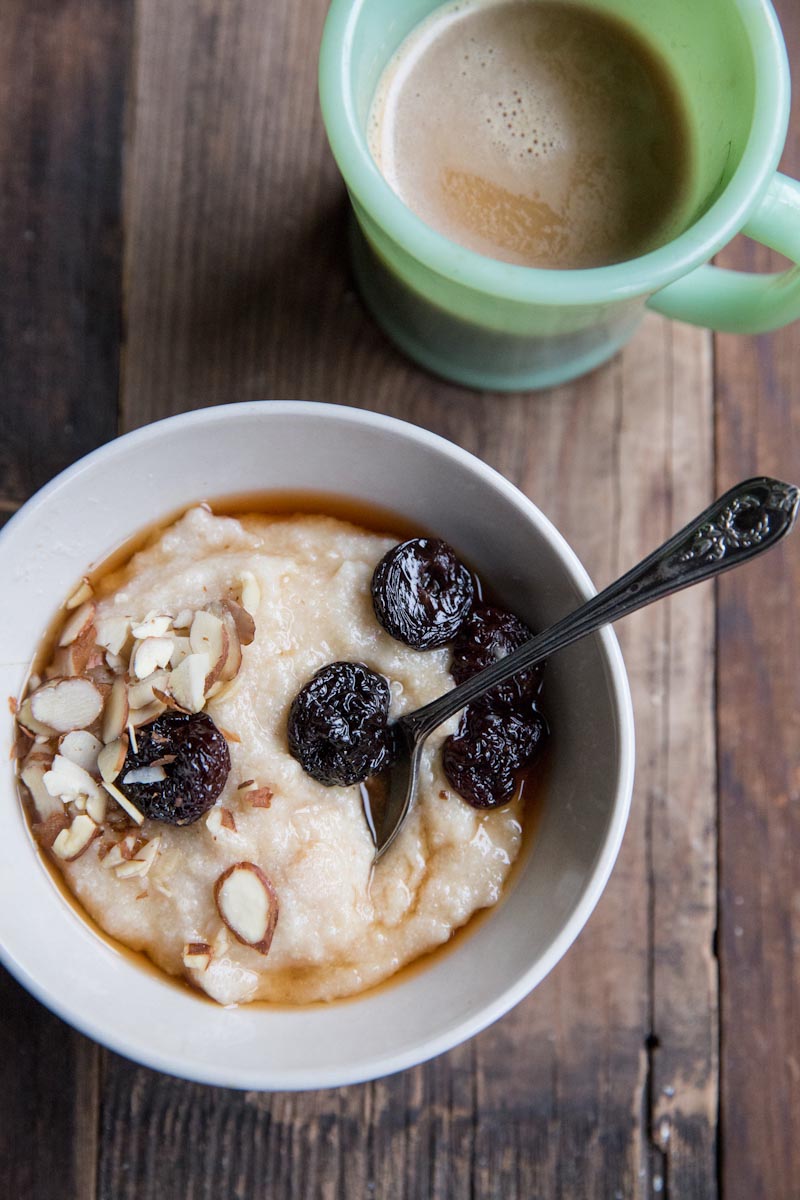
[0,0,128,506]
[714,3,800,1192]
[0,1,130,1196]
[112,0,719,1194]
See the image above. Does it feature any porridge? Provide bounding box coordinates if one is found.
[14,505,548,1005]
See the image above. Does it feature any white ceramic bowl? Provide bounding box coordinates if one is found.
[0,402,634,1090]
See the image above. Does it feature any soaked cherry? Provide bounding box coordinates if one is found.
[451,603,543,704]
[442,697,547,809]
[371,538,474,650]
[119,711,231,825]
[287,661,394,787]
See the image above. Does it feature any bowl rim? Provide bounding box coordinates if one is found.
[0,401,635,1089]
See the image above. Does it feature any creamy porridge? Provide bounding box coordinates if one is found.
[14,506,547,1006]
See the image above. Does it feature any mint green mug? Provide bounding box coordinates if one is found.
[319,0,800,391]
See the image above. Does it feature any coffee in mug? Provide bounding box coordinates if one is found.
[368,0,695,268]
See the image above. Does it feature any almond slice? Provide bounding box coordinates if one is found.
[131,637,173,680]
[51,624,99,678]
[58,601,96,647]
[206,806,237,837]
[248,787,273,809]
[86,789,107,824]
[190,611,229,690]
[43,755,102,804]
[131,612,172,639]
[98,736,128,784]
[29,678,103,734]
[16,698,58,737]
[182,942,212,972]
[52,814,100,861]
[32,811,71,850]
[168,636,193,668]
[209,603,244,682]
[129,698,167,728]
[122,765,166,786]
[169,653,210,713]
[65,579,93,610]
[58,730,102,774]
[225,599,255,647]
[127,670,171,711]
[213,862,278,955]
[115,835,161,879]
[20,759,64,821]
[173,609,194,630]
[239,572,261,619]
[95,616,130,656]
[102,780,145,826]
[103,676,129,744]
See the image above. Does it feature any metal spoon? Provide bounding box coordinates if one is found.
[370,477,799,861]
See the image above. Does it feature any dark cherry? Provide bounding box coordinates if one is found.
[371,538,474,650]
[119,711,231,825]
[442,697,547,809]
[451,603,543,704]
[287,661,394,787]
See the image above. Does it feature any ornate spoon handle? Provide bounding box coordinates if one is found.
[404,477,799,740]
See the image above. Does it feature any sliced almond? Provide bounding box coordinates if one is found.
[248,787,273,809]
[20,759,64,821]
[206,806,237,837]
[65,579,94,610]
[44,755,102,804]
[173,609,194,630]
[131,612,172,639]
[190,611,229,690]
[131,637,173,680]
[122,764,166,786]
[95,616,130,656]
[128,698,167,727]
[17,697,59,737]
[151,687,190,714]
[86,789,107,824]
[33,811,71,849]
[168,636,193,668]
[52,814,100,861]
[58,730,102,774]
[103,676,129,743]
[98,736,128,784]
[115,835,161,879]
[209,603,244,682]
[58,601,96,647]
[29,678,103,734]
[239,572,261,620]
[169,653,210,713]
[52,622,102,677]
[118,833,145,860]
[214,862,279,955]
[127,670,171,711]
[102,780,145,826]
[182,942,212,972]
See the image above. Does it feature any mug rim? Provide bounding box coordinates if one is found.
[319,0,790,305]
[0,401,636,1089]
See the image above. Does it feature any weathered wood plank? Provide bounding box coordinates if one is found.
[0,0,127,502]
[0,1,131,1196]
[714,3,800,1191]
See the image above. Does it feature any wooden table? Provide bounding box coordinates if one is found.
[2,2,798,1196]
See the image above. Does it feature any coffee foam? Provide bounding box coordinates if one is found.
[368,0,693,269]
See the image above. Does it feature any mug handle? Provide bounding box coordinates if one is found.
[647,173,800,334]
